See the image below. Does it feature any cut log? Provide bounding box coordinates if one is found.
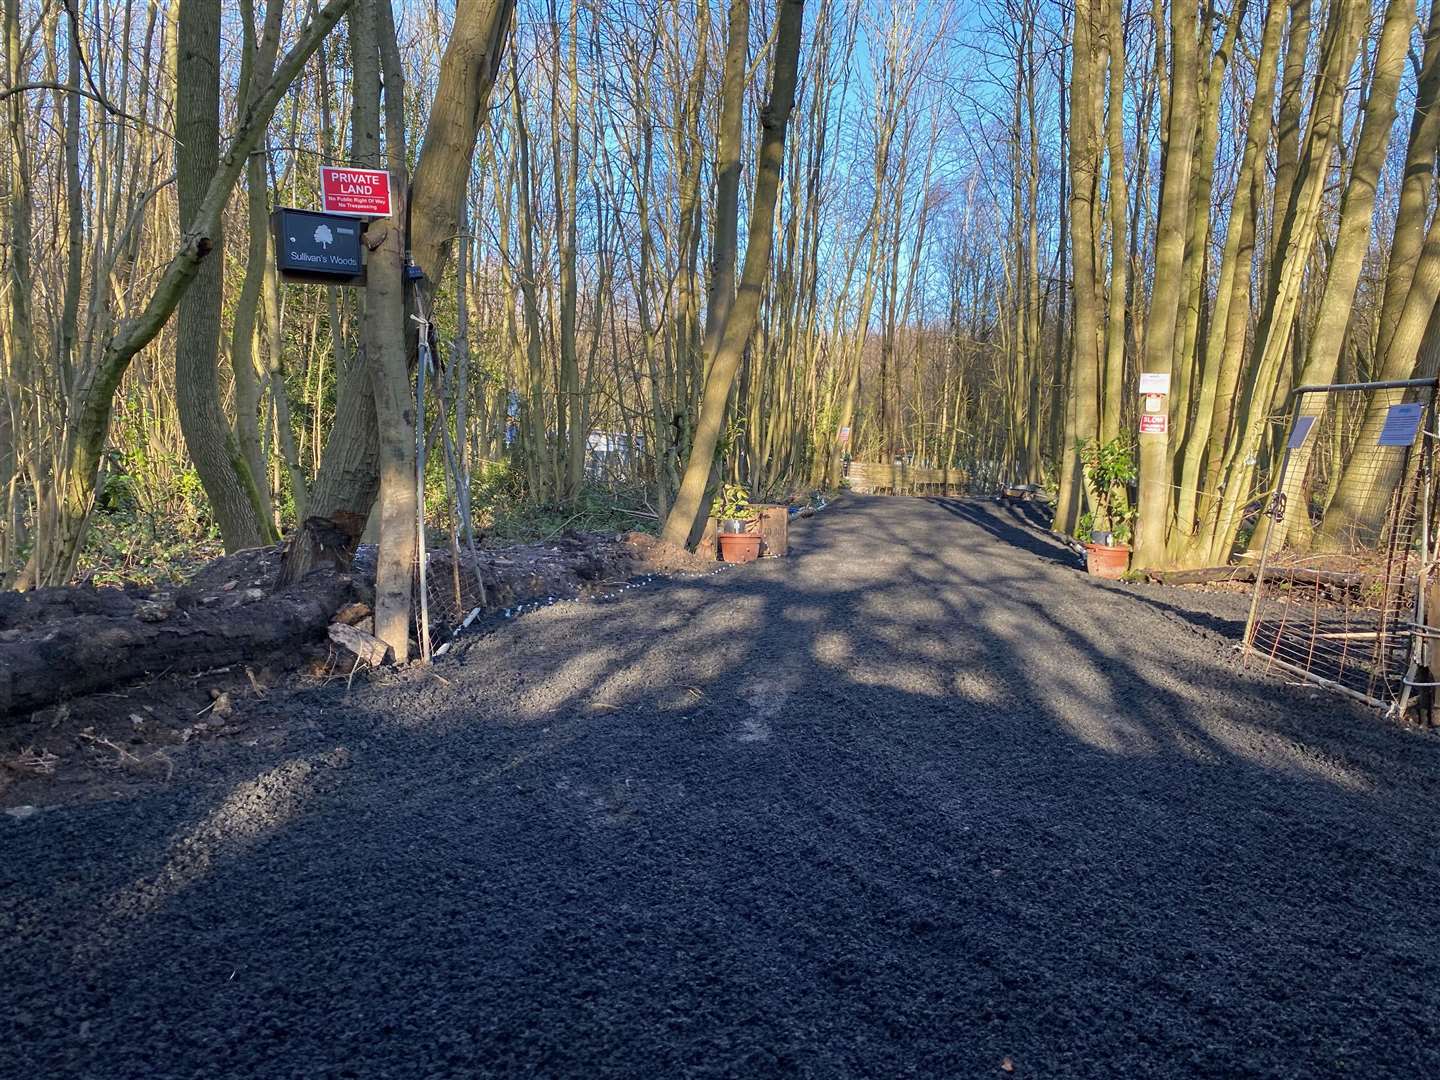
[327,622,390,668]
[1143,565,1370,588]
[0,571,354,718]
[1143,566,1259,586]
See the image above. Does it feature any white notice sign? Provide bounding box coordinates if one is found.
[1138,372,1171,395]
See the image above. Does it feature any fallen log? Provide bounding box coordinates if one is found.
[1143,566,1258,586]
[1143,565,1370,589]
[0,570,355,717]
[0,527,720,719]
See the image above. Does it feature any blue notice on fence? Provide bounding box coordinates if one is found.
[1287,415,1318,450]
[1378,402,1424,447]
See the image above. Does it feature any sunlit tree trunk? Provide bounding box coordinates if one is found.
[1255,0,1414,552]
[1132,0,1200,567]
[1173,0,1286,536]
[1202,0,1363,564]
[1098,0,1125,447]
[1314,0,1440,546]
[660,0,804,547]
[363,0,416,660]
[1058,0,1102,537]
[278,0,513,587]
[230,0,286,538]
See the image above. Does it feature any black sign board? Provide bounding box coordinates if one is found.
[271,207,365,284]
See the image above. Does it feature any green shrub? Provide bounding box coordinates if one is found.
[1077,437,1136,545]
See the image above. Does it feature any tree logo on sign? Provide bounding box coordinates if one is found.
[313,223,333,250]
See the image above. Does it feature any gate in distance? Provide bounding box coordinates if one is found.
[1242,377,1440,719]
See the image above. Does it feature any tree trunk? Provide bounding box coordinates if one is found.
[278,0,514,587]
[660,0,805,547]
[228,0,287,538]
[1254,0,1414,552]
[1063,0,1103,533]
[23,0,354,588]
[174,0,270,552]
[1133,0,1201,567]
[707,0,750,352]
[355,0,416,662]
[1372,0,1440,367]
[409,0,516,290]
[1098,0,1126,446]
[1173,0,1286,536]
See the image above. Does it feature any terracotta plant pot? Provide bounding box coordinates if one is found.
[1084,542,1130,580]
[718,532,762,564]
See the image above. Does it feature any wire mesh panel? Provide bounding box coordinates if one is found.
[1243,379,1438,710]
[423,545,490,643]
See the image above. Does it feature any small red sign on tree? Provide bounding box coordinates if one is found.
[320,166,392,217]
[1139,412,1168,434]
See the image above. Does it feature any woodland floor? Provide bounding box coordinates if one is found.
[4,496,1440,1078]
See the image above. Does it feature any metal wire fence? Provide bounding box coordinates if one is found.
[1242,378,1438,713]
[407,305,491,658]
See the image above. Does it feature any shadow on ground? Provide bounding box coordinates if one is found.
[4,496,1439,1078]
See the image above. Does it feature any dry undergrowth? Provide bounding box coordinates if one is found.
[3,746,61,776]
[77,729,175,782]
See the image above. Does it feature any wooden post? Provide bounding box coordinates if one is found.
[1426,573,1440,726]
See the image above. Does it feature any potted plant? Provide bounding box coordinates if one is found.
[712,482,762,563]
[1077,437,1136,579]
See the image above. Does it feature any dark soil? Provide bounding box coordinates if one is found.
[4,496,1439,1078]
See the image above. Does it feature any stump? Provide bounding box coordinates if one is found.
[698,516,720,561]
[755,505,789,557]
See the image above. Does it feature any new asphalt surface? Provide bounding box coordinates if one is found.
[5,496,1439,1078]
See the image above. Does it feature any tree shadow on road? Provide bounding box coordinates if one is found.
[7,495,1440,1078]
[925,496,1080,569]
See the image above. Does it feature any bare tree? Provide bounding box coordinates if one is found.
[661,0,806,547]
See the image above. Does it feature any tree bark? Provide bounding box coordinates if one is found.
[174,0,270,552]
[353,0,416,662]
[660,0,805,547]
[409,0,515,290]
[1133,0,1201,567]
[1098,0,1126,446]
[1173,0,1285,536]
[1062,0,1102,534]
[1373,0,1440,367]
[706,0,750,352]
[1255,0,1414,552]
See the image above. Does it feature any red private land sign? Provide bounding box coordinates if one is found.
[320,166,392,217]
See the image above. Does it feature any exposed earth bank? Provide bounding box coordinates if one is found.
[3,496,1438,1078]
[0,530,712,805]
